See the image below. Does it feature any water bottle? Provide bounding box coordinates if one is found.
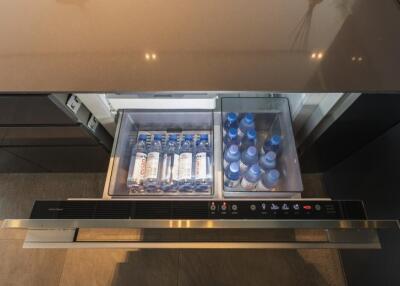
[240,146,258,173]
[127,134,148,191]
[238,113,255,138]
[223,144,240,168]
[195,134,212,191]
[143,134,163,191]
[178,134,195,191]
[223,127,240,148]
[257,169,280,190]
[224,112,239,134]
[160,134,180,191]
[224,162,240,188]
[259,151,277,171]
[241,164,261,190]
[262,135,281,154]
[240,129,257,152]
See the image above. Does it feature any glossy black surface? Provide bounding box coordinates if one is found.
[30,200,366,220]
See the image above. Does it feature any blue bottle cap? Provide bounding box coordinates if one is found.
[246,146,257,157]
[184,134,193,140]
[271,135,281,145]
[138,134,147,141]
[244,113,254,123]
[169,134,177,141]
[267,169,280,182]
[246,129,257,140]
[226,112,237,123]
[265,151,277,161]
[229,162,240,173]
[228,127,238,138]
[153,134,163,141]
[228,144,239,155]
[249,164,261,176]
[199,134,208,141]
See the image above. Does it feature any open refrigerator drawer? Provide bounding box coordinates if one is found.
[103,96,302,200]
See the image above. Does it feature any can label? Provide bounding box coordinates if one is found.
[145,152,160,180]
[241,177,257,190]
[195,152,207,180]
[179,152,192,180]
[131,152,147,183]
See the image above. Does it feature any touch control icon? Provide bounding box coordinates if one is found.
[271,203,279,210]
[282,203,289,211]
[293,204,300,210]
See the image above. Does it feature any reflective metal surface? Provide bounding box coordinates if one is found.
[0,0,399,92]
[3,219,399,229]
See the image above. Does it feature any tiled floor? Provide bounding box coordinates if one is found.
[0,173,346,286]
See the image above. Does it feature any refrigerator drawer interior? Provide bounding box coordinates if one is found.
[104,96,303,200]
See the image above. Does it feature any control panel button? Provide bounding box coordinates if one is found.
[315,204,321,211]
[250,204,257,211]
[303,205,312,210]
[261,203,267,210]
[293,204,300,210]
[221,203,227,211]
[282,203,289,211]
[271,203,279,210]
[210,203,216,211]
[231,204,238,211]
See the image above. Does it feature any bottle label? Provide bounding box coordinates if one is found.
[179,152,192,180]
[224,175,239,188]
[239,161,249,173]
[172,153,180,181]
[131,152,147,183]
[145,152,160,179]
[195,152,207,180]
[241,177,257,190]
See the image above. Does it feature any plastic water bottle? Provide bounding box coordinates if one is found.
[240,146,258,173]
[259,151,277,171]
[224,112,239,134]
[223,127,240,148]
[238,113,255,138]
[223,144,240,168]
[224,162,240,188]
[241,164,261,190]
[160,134,180,191]
[143,134,163,191]
[240,129,257,152]
[178,134,195,191]
[257,169,280,190]
[127,134,148,191]
[195,134,212,191]
[262,135,281,154]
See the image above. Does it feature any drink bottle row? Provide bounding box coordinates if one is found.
[127,132,212,193]
[223,112,282,191]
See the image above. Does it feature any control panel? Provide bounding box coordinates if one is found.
[31,200,366,220]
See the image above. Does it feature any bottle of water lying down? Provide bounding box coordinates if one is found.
[160,134,180,192]
[143,134,163,191]
[178,134,195,191]
[195,134,212,192]
[127,134,148,191]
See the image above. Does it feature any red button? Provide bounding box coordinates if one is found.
[303,205,312,210]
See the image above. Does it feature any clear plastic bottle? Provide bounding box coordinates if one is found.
[224,112,239,134]
[240,146,258,173]
[223,127,240,149]
[195,134,212,192]
[241,164,261,190]
[238,113,255,138]
[257,169,280,190]
[127,134,148,191]
[259,151,277,171]
[224,162,240,188]
[223,144,240,168]
[178,134,195,191]
[160,134,180,192]
[143,134,163,191]
[262,135,281,155]
[240,129,257,152]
